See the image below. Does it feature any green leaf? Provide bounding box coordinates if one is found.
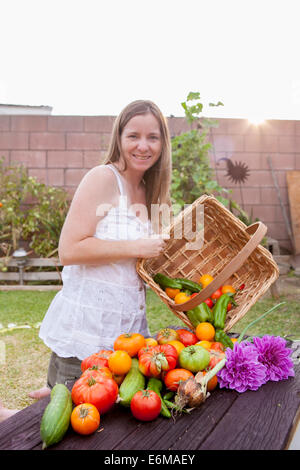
[181,102,188,111]
[209,101,224,107]
[187,92,201,101]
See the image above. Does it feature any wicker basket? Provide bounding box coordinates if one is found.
[136,195,279,332]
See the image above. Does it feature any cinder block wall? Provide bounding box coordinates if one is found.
[0,114,299,253]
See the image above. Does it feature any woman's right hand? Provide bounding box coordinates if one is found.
[135,236,168,259]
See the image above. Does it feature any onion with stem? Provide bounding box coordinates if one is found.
[174,302,286,414]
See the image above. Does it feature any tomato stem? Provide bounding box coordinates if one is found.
[87,376,97,387]
[79,405,90,418]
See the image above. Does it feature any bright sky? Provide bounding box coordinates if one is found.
[1,0,300,120]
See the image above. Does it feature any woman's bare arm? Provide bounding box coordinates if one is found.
[58,166,166,266]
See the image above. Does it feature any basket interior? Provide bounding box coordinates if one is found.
[137,195,279,332]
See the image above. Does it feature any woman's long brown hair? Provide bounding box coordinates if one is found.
[103,100,172,221]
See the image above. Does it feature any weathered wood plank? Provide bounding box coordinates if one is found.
[287,171,300,254]
[200,364,300,450]
[0,285,62,291]
[39,404,144,450]
[166,389,239,451]
[0,395,50,450]
[116,389,238,450]
[1,258,61,267]
[0,272,61,281]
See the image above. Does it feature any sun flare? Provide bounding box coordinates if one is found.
[247,116,266,125]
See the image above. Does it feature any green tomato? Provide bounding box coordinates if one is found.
[178,345,210,373]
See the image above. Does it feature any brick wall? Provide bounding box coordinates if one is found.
[0,114,299,253]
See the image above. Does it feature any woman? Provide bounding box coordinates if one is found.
[34,99,172,397]
[0,100,172,421]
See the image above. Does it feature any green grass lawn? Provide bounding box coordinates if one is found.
[0,288,299,410]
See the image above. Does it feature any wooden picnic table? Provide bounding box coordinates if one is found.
[0,342,299,452]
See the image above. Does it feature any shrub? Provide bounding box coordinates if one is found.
[0,157,69,265]
[171,92,230,211]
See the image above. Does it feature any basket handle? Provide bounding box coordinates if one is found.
[173,221,267,312]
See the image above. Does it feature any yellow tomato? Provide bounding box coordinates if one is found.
[145,337,158,347]
[174,292,191,304]
[221,285,236,295]
[195,340,212,350]
[231,338,238,344]
[108,350,132,375]
[167,340,186,356]
[195,322,216,342]
[199,274,214,288]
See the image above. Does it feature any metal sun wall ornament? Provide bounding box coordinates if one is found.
[217,157,251,209]
[218,157,250,184]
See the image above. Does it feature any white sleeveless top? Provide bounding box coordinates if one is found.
[39,164,153,360]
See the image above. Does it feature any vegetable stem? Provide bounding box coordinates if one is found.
[164,399,192,414]
[237,302,286,343]
[201,358,227,386]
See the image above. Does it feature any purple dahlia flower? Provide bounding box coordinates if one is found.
[252,335,295,382]
[217,341,267,393]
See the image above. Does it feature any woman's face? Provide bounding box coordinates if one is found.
[120,113,162,173]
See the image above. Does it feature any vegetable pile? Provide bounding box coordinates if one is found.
[39,273,295,449]
[154,271,241,351]
[39,325,229,449]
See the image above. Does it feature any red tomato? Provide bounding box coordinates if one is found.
[81,365,113,380]
[176,329,198,347]
[239,283,245,290]
[138,344,178,378]
[209,342,225,353]
[227,303,232,312]
[156,328,179,345]
[191,293,198,298]
[138,344,154,359]
[204,298,214,308]
[211,288,222,301]
[208,350,226,369]
[164,368,194,391]
[81,350,113,372]
[130,390,161,421]
[71,373,118,414]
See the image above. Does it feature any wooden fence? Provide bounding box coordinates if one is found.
[0,250,292,293]
[0,257,62,288]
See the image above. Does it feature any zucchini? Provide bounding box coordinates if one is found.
[119,358,145,407]
[173,278,202,293]
[153,273,182,290]
[40,384,72,449]
[147,377,171,418]
[153,273,202,293]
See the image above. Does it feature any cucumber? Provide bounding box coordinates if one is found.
[147,377,171,418]
[153,273,202,293]
[119,358,145,407]
[153,273,182,290]
[40,384,73,449]
[173,278,202,293]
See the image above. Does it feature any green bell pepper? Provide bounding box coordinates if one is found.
[186,302,214,328]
